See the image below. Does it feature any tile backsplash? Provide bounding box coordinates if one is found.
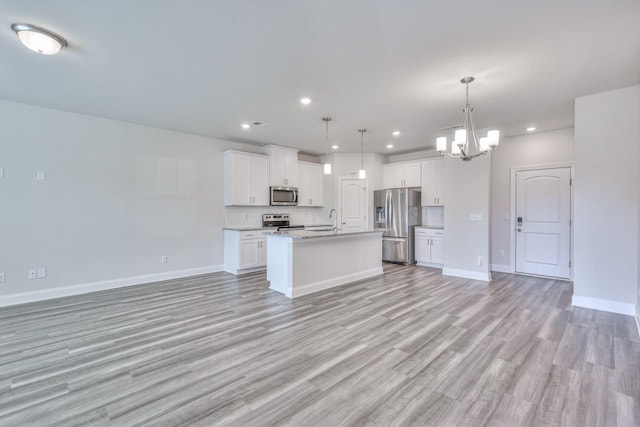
[225,206,328,227]
[422,206,444,228]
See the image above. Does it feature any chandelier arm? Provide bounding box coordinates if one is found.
[469,111,481,152]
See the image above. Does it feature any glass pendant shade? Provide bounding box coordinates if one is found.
[324,163,331,174]
[436,137,447,153]
[358,169,366,179]
[488,130,500,147]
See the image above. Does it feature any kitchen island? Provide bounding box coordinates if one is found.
[266,229,384,298]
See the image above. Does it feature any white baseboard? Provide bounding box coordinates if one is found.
[442,267,491,282]
[490,264,512,273]
[279,266,384,298]
[571,295,636,316]
[416,261,443,268]
[0,265,225,308]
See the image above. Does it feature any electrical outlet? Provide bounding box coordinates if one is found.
[36,171,46,181]
[161,256,168,263]
[477,256,483,266]
[28,269,37,279]
[0,273,5,283]
[37,268,47,279]
[499,250,505,257]
[0,168,4,179]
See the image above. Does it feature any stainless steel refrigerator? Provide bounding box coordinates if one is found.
[374,188,421,264]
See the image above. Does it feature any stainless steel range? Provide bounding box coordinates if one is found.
[262,214,305,230]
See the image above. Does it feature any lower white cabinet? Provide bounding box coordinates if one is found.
[224,229,267,274]
[415,228,444,267]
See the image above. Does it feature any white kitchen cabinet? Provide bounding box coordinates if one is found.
[421,158,445,206]
[382,161,421,188]
[224,229,267,274]
[262,145,299,187]
[415,228,444,267]
[224,151,270,206]
[298,161,324,206]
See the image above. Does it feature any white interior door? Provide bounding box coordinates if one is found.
[340,179,367,229]
[515,167,571,278]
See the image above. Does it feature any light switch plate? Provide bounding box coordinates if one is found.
[36,171,46,181]
[0,168,4,178]
[37,268,47,279]
[469,214,483,221]
[0,273,5,283]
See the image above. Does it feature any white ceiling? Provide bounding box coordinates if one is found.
[1,1,639,155]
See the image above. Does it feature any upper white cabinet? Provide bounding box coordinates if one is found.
[298,161,325,206]
[262,145,299,187]
[224,151,270,206]
[382,161,421,188]
[421,158,445,206]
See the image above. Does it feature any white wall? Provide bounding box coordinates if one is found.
[387,149,439,163]
[442,153,491,281]
[0,100,265,305]
[490,128,574,271]
[573,85,639,315]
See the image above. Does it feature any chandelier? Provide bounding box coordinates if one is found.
[436,76,499,161]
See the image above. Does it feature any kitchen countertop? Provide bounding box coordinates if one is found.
[267,229,383,240]
[224,224,332,231]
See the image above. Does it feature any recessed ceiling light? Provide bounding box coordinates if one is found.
[11,23,68,55]
[300,97,312,105]
[392,131,401,136]
[386,144,394,149]
[526,127,536,132]
[331,145,339,149]
[241,123,250,129]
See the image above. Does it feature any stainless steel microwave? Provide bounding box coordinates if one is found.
[270,186,298,206]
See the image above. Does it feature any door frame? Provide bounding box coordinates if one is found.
[337,175,369,230]
[509,162,574,280]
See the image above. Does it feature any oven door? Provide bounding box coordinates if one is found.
[270,187,298,206]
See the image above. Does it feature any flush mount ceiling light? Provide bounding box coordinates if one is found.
[436,77,500,161]
[241,123,251,129]
[392,131,401,136]
[11,23,67,55]
[300,97,312,105]
[331,144,339,149]
[526,127,537,132]
[322,117,332,175]
[387,144,394,149]
[358,128,367,179]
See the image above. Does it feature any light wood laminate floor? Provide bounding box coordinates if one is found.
[1,264,639,426]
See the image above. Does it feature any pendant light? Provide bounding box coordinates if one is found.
[322,117,332,174]
[358,129,367,179]
[436,76,500,161]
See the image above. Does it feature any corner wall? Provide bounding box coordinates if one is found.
[442,153,491,281]
[0,100,259,306]
[573,85,640,316]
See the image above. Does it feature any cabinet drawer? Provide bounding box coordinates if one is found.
[415,228,445,237]
[239,230,264,240]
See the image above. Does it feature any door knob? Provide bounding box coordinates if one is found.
[517,228,521,232]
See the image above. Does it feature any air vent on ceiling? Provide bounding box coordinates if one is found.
[251,121,263,126]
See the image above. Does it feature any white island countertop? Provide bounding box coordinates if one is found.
[269,229,382,239]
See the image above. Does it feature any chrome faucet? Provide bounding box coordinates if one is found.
[329,209,337,231]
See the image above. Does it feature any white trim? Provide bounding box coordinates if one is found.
[278,266,383,298]
[635,314,640,340]
[490,263,512,273]
[0,265,224,307]
[417,261,443,268]
[442,267,491,282]
[510,164,574,281]
[571,295,636,316]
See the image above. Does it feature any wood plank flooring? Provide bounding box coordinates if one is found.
[0,264,639,426]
